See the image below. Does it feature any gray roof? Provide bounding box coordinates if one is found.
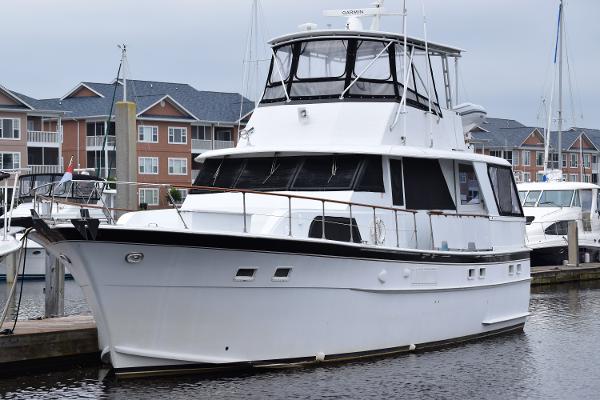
[471,126,539,148]
[15,79,254,123]
[476,117,525,132]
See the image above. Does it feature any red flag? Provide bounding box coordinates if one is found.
[60,156,74,183]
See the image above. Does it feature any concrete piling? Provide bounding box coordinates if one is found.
[567,220,579,267]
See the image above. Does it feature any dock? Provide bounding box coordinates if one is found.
[0,315,99,376]
[531,263,600,285]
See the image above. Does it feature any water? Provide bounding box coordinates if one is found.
[1,281,599,399]
[0,280,90,320]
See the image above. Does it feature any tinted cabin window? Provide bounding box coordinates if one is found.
[236,157,299,191]
[355,156,384,192]
[292,155,361,191]
[192,155,384,193]
[390,159,404,206]
[308,217,362,243]
[191,158,244,193]
[403,158,455,210]
[487,165,523,217]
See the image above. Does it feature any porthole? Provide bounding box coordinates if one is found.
[235,268,257,281]
[272,267,292,282]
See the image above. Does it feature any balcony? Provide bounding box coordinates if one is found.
[192,139,235,153]
[192,139,213,151]
[87,135,116,149]
[27,131,62,147]
[213,140,235,150]
[29,164,63,174]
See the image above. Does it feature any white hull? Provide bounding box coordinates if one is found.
[42,229,530,376]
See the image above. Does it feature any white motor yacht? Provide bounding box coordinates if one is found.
[31,5,530,377]
[518,181,600,266]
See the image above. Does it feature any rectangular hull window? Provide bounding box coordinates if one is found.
[308,217,362,243]
[390,159,404,206]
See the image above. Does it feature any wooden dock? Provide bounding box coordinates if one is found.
[0,315,99,376]
[531,263,600,286]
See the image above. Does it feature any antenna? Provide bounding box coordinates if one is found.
[323,0,401,31]
[422,3,434,147]
[117,44,127,102]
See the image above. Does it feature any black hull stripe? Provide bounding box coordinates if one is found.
[0,216,33,229]
[42,226,531,264]
[115,322,525,378]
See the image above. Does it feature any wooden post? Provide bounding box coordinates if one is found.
[567,220,579,267]
[115,101,137,218]
[44,255,64,318]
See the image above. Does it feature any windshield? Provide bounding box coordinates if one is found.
[523,190,541,207]
[537,190,574,207]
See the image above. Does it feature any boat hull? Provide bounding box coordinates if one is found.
[34,227,531,377]
[529,243,600,267]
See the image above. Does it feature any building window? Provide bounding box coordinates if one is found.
[593,155,598,164]
[0,118,21,139]
[489,150,502,158]
[584,154,591,168]
[168,127,187,144]
[215,129,232,142]
[583,174,591,183]
[523,172,531,182]
[536,151,544,167]
[512,151,519,166]
[522,151,530,166]
[139,188,159,206]
[139,157,159,174]
[138,125,158,143]
[168,158,188,175]
[569,174,578,182]
[562,154,567,168]
[191,126,211,140]
[458,163,481,205]
[570,153,578,168]
[0,152,21,169]
[176,188,188,202]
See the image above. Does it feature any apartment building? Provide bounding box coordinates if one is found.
[471,118,600,184]
[0,80,253,208]
[0,84,64,187]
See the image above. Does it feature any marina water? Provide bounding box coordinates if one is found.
[0,280,599,399]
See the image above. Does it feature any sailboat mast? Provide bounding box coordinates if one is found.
[557,0,564,173]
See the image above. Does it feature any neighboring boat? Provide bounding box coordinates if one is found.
[518,181,600,266]
[30,3,530,377]
[0,171,21,265]
[0,173,110,280]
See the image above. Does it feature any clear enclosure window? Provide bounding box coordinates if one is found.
[353,40,391,80]
[458,164,481,205]
[270,45,293,83]
[487,165,523,216]
[296,40,347,79]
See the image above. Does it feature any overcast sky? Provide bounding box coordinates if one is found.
[1,0,597,129]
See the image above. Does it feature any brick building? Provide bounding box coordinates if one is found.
[0,80,253,207]
[471,117,600,184]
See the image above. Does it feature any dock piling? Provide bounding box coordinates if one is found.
[567,220,579,267]
[44,255,64,318]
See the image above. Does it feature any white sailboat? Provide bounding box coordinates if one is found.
[31,2,530,377]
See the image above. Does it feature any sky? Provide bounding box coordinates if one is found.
[1,0,598,129]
